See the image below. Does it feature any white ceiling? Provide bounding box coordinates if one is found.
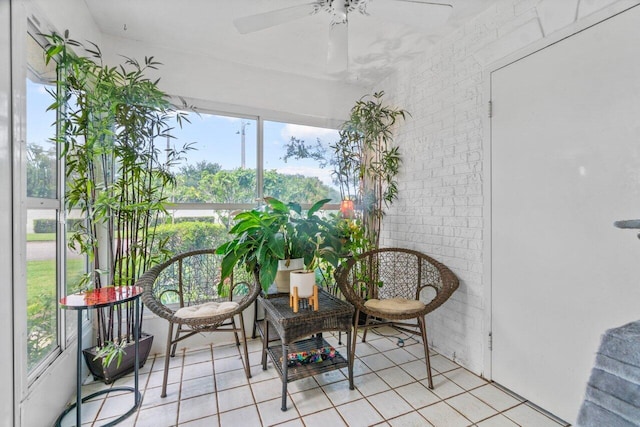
[83,0,498,89]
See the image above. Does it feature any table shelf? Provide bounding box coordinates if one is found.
[267,336,348,383]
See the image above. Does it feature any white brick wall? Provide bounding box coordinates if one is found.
[377,0,622,375]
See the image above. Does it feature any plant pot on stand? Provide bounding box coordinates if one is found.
[289,270,318,313]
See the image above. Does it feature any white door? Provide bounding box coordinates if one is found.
[491,5,640,423]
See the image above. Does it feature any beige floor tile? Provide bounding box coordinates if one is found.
[256,397,300,426]
[354,341,380,358]
[250,377,284,403]
[377,365,416,388]
[342,358,374,377]
[218,405,261,426]
[418,401,472,427]
[367,390,415,419]
[336,398,385,426]
[400,359,431,381]
[429,354,460,373]
[180,375,215,400]
[216,385,255,412]
[322,379,363,406]
[503,403,566,427]
[384,347,419,365]
[215,367,250,390]
[182,361,214,381]
[314,368,347,386]
[146,366,182,389]
[470,384,523,412]
[213,355,246,373]
[183,346,213,365]
[178,415,219,426]
[302,408,348,427]
[178,392,217,424]
[395,382,441,409]
[289,388,332,415]
[353,372,391,396]
[140,384,179,408]
[427,375,466,400]
[388,411,434,427]
[97,391,140,421]
[444,368,488,390]
[476,414,519,427]
[134,402,179,427]
[360,353,395,371]
[446,392,498,423]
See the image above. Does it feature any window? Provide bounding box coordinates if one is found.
[167,112,258,204]
[263,120,340,204]
[25,34,62,373]
[160,113,341,254]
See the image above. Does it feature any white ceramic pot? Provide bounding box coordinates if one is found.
[289,270,316,298]
[274,258,304,293]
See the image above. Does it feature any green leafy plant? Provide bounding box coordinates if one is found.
[93,340,126,368]
[216,197,343,292]
[44,32,192,355]
[331,91,408,249]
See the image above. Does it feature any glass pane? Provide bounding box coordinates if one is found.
[26,35,57,199]
[26,209,59,371]
[65,211,86,339]
[166,112,258,204]
[263,121,340,204]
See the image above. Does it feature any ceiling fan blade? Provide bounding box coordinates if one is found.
[234,2,318,34]
[327,21,348,73]
[366,0,453,32]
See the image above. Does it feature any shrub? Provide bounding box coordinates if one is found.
[154,221,230,255]
[33,219,56,233]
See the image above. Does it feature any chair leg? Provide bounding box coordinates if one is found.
[351,310,361,364]
[361,313,371,343]
[237,313,252,379]
[418,315,434,389]
[162,322,175,398]
[231,315,241,347]
[170,324,181,357]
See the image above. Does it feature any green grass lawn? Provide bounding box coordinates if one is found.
[27,258,85,300]
[27,233,56,242]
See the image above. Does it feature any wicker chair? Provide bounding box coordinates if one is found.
[335,247,459,389]
[139,249,260,397]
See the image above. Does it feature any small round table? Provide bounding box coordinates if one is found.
[55,286,143,427]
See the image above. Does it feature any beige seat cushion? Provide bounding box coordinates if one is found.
[364,298,425,315]
[174,301,239,319]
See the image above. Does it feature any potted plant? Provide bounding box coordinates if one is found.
[45,32,191,383]
[331,91,408,249]
[287,203,344,297]
[216,197,343,293]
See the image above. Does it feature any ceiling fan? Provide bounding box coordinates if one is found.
[234,0,453,72]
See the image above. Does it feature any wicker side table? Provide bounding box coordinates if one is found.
[258,289,355,411]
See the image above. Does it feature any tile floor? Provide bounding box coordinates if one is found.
[61,327,570,426]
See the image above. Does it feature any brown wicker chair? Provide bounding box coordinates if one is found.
[139,249,260,397]
[335,247,459,389]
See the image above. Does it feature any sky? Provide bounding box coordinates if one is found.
[27,78,341,191]
[169,111,340,189]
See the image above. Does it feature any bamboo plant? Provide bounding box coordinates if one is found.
[45,32,192,352]
[331,91,408,249]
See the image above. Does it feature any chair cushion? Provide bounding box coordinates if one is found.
[364,298,426,315]
[174,301,239,319]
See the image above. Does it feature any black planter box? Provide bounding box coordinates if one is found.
[83,333,153,384]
